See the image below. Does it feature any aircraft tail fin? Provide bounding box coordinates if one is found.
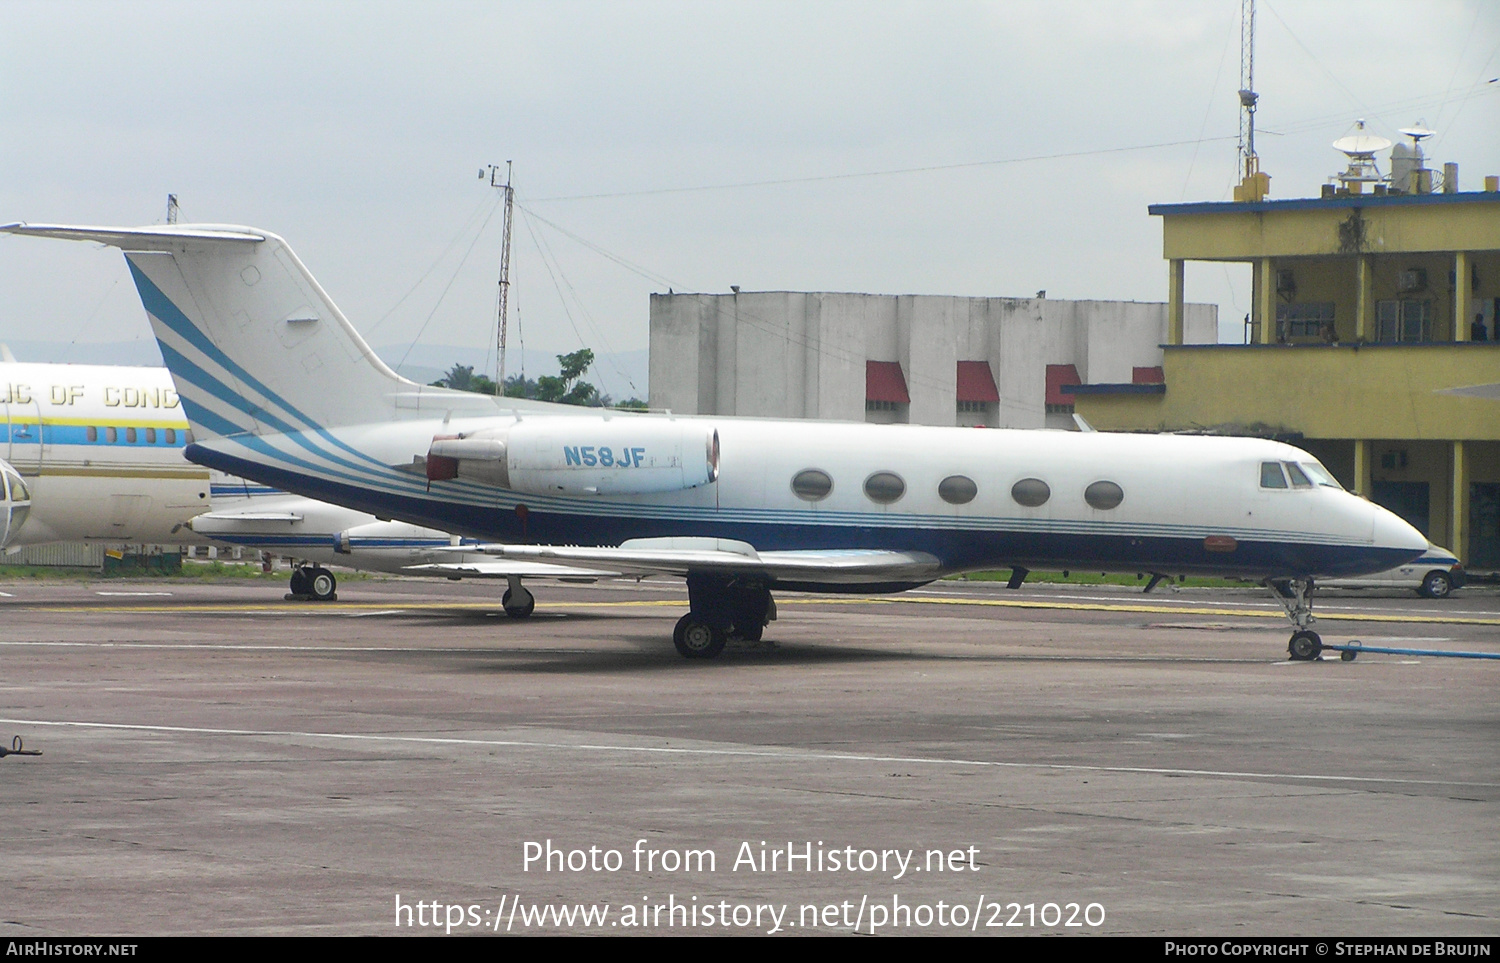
[1,223,460,439]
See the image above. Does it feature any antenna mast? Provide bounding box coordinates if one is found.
[486,161,515,391]
[1233,0,1269,201]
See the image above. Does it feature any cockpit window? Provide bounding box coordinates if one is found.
[1299,462,1344,490]
[1260,462,1288,489]
[1284,462,1312,488]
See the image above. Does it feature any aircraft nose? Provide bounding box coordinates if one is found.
[1370,501,1426,557]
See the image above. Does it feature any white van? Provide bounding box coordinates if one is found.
[1322,543,1465,598]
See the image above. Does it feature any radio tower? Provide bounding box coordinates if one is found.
[486,161,515,392]
[1233,0,1269,201]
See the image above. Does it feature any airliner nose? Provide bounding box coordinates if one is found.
[1370,501,1427,558]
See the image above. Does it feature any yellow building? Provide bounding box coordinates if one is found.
[1073,187,1500,570]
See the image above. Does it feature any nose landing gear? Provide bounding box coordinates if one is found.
[1267,577,1323,661]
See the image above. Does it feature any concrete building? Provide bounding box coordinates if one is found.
[1072,169,1500,569]
[649,292,1215,430]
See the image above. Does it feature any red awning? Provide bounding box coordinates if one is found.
[1132,366,1165,384]
[865,361,910,403]
[1044,364,1081,405]
[956,361,999,403]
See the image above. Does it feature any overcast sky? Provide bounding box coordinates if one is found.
[3,0,1496,392]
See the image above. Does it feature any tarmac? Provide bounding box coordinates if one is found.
[1,574,1496,936]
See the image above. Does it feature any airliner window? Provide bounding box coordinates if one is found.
[146,428,157,444]
[938,475,978,505]
[1260,462,1288,489]
[1011,478,1050,507]
[126,427,137,444]
[106,427,117,444]
[10,474,28,501]
[1299,462,1343,490]
[864,471,906,504]
[185,431,195,444]
[791,469,833,501]
[86,426,98,442]
[1284,462,1312,488]
[165,428,177,444]
[1084,480,1124,510]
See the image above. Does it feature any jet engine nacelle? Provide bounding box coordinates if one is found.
[427,418,720,497]
[0,457,32,549]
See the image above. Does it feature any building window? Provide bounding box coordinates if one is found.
[1276,302,1335,340]
[1044,402,1075,415]
[1376,300,1432,343]
[865,399,900,413]
[956,400,988,414]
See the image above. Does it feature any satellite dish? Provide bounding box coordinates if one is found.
[1332,134,1392,157]
[1398,125,1436,143]
[1332,119,1391,158]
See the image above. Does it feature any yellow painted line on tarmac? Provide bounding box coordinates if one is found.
[874,594,1500,627]
[6,593,1498,627]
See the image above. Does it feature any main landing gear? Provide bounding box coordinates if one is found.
[502,576,535,619]
[672,573,776,659]
[288,565,338,602]
[1267,577,1322,661]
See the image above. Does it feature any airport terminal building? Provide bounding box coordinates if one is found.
[648,291,1215,430]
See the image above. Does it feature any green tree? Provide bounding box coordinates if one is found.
[434,350,605,406]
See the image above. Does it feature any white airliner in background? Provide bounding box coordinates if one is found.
[4,222,1429,661]
[0,359,598,601]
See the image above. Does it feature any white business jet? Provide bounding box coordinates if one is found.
[3,222,1428,661]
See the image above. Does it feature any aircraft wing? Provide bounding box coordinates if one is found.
[441,537,944,584]
[404,559,621,579]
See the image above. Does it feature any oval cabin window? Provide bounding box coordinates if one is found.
[791,469,833,501]
[1011,478,1050,507]
[938,475,978,505]
[863,471,906,504]
[1084,480,1124,510]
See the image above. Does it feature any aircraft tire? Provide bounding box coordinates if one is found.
[1288,630,1322,661]
[309,568,337,601]
[502,588,535,618]
[674,614,726,659]
[289,568,311,596]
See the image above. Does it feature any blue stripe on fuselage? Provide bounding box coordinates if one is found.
[187,446,1415,581]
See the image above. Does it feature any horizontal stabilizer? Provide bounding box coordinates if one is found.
[1,223,266,247]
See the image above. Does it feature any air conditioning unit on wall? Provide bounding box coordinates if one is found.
[1397,268,1427,293]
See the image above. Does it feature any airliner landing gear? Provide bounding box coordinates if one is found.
[288,565,337,601]
[1267,577,1321,660]
[502,576,535,619]
[673,573,775,659]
